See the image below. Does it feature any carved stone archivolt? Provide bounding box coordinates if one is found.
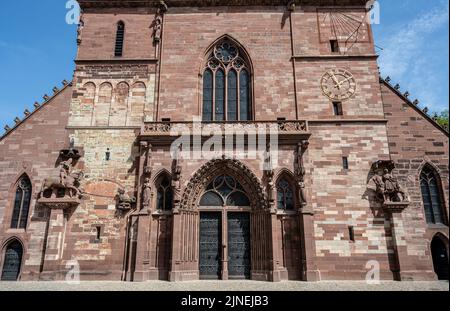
[180,158,267,210]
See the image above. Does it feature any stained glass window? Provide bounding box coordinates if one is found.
[157,176,173,211]
[200,175,250,207]
[277,178,294,210]
[420,165,446,225]
[11,175,32,229]
[202,40,252,121]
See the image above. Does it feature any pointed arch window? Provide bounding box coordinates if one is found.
[156,176,173,211]
[114,21,125,57]
[277,178,294,210]
[11,175,32,229]
[200,175,250,207]
[202,40,252,121]
[420,165,446,225]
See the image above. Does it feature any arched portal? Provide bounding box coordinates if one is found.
[170,158,271,282]
[1,239,23,281]
[431,234,449,280]
[198,175,251,280]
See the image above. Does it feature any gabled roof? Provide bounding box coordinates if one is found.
[380,77,449,137]
[0,80,73,142]
[78,0,369,9]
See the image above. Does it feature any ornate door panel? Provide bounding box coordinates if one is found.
[228,212,251,279]
[199,212,222,279]
[1,241,23,281]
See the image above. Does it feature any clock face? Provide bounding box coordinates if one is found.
[321,68,357,101]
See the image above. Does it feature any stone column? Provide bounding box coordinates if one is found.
[268,208,284,282]
[383,203,436,281]
[299,207,320,281]
[169,209,199,281]
[131,212,151,281]
[129,141,153,281]
[40,208,69,281]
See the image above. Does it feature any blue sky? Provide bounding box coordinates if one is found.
[0,0,448,129]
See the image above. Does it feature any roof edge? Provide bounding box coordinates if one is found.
[78,0,370,9]
[380,78,449,137]
[1,81,73,142]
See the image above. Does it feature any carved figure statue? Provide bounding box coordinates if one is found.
[382,169,408,202]
[368,163,409,204]
[142,177,152,210]
[153,16,162,43]
[40,169,84,199]
[117,189,136,211]
[298,181,307,207]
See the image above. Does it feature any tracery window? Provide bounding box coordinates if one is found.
[200,175,250,207]
[11,175,32,229]
[203,40,252,122]
[156,176,173,211]
[420,165,446,225]
[277,178,294,210]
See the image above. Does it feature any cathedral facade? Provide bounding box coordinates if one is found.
[0,0,448,282]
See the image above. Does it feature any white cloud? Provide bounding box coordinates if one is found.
[378,0,449,112]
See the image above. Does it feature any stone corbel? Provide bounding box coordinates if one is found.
[59,138,82,161]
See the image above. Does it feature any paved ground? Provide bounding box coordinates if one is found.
[0,280,448,291]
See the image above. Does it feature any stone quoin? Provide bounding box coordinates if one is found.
[0,0,448,282]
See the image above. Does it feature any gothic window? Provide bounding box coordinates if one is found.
[200,175,250,207]
[11,175,32,229]
[1,240,23,281]
[115,21,125,57]
[202,40,252,121]
[420,165,446,225]
[277,178,294,210]
[156,176,173,211]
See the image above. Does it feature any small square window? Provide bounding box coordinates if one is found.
[342,157,349,170]
[162,118,171,122]
[330,40,339,53]
[333,102,343,116]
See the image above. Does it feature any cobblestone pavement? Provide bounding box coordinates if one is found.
[0,281,448,291]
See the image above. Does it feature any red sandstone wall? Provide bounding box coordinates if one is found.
[77,8,157,60]
[381,82,449,276]
[0,86,72,280]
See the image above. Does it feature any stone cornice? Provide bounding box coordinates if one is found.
[78,0,369,9]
